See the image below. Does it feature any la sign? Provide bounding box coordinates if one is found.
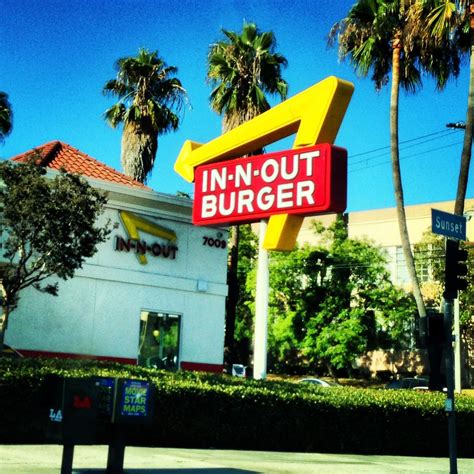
[193,144,347,226]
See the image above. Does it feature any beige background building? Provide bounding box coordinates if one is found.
[298,198,474,287]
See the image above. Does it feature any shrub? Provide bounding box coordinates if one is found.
[1,357,473,457]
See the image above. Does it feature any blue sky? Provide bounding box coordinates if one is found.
[1,0,471,212]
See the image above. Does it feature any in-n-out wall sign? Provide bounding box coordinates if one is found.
[117,211,177,264]
[174,76,354,251]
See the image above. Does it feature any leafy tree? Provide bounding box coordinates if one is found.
[459,243,474,326]
[103,48,187,183]
[414,228,473,385]
[261,216,415,377]
[414,229,445,307]
[329,0,462,322]
[207,22,288,362]
[422,0,473,216]
[414,229,445,281]
[231,224,258,366]
[459,242,474,387]
[263,246,311,371]
[0,92,13,142]
[302,216,415,377]
[414,228,473,326]
[0,158,110,350]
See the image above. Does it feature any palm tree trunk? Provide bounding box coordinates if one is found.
[121,121,158,183]
[390,40,427,321]
[454,8,474,216]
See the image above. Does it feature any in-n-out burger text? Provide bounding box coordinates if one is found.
[115,236,178,259]
[201,152,317,214]
[193,144,347,226]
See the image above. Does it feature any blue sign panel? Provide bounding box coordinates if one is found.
[120,379,150,418]
[432,209,466,241]
[95,377,115,419]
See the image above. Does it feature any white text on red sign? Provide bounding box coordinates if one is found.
[193,144,347,226]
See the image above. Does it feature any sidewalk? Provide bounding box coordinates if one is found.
[1,445,474,473]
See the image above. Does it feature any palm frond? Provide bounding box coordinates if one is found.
[426,1,456,39]
[0,92,13,140]
[250,85,270,113]
[399,60,422,94]
[241,22,257,44]
[207,21,288,130]
[103,103,126,128]
[102,79,133,99]
[352,36,377,77]
[255,31,274,51]
[328,0,464,93]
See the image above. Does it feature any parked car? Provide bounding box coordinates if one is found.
[385,377,429,390]
[298,378,340,387]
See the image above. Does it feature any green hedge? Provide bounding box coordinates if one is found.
[1,357,474,457]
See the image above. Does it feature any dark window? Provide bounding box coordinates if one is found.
[138,311,180,371]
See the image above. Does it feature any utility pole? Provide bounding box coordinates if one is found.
[444,238,469,474]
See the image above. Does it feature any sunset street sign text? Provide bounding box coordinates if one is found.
[193,144,347,226]
[432,208,466,241]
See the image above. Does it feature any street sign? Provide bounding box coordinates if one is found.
[432,209,466,241]
[193,144,347,226]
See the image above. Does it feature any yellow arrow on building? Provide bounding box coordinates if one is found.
[174,76,354,251]
[120,211,177,264]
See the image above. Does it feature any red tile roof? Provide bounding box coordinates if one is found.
[11,141,150,190]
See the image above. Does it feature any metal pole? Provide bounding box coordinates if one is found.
[61,444,74,474]
[106,443,125,474]
[444,298,458,474]
[107,425,126,474]
[453,299,461,394]
[253,219,269,380]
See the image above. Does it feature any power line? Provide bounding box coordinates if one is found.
[349,140,463,173]
[349,128,458,161]
[349,129,458,167]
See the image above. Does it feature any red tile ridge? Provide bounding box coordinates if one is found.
[10,141,150,190]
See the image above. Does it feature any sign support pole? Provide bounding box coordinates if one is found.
[444,297,458,474]
[253,219,269,380]
[61,444,74,474]
[454,298,461,394]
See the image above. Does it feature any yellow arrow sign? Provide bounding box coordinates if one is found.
[120,210,177,264]
[174,76,354,250]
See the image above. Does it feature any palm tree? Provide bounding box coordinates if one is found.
[208,22,288,133]
[207,22,288,362]
[423,0,472,216]
[0,92,13,142]
[329,0,462,321]
[103,48,187,183]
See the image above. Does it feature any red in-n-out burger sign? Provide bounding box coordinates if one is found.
[193,144,347,226]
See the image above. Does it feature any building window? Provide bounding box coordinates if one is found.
[138,311,181,370]
[395,246,410,286]
[415,246,431,283]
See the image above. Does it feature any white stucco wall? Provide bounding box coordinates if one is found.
[5,179,229,369]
